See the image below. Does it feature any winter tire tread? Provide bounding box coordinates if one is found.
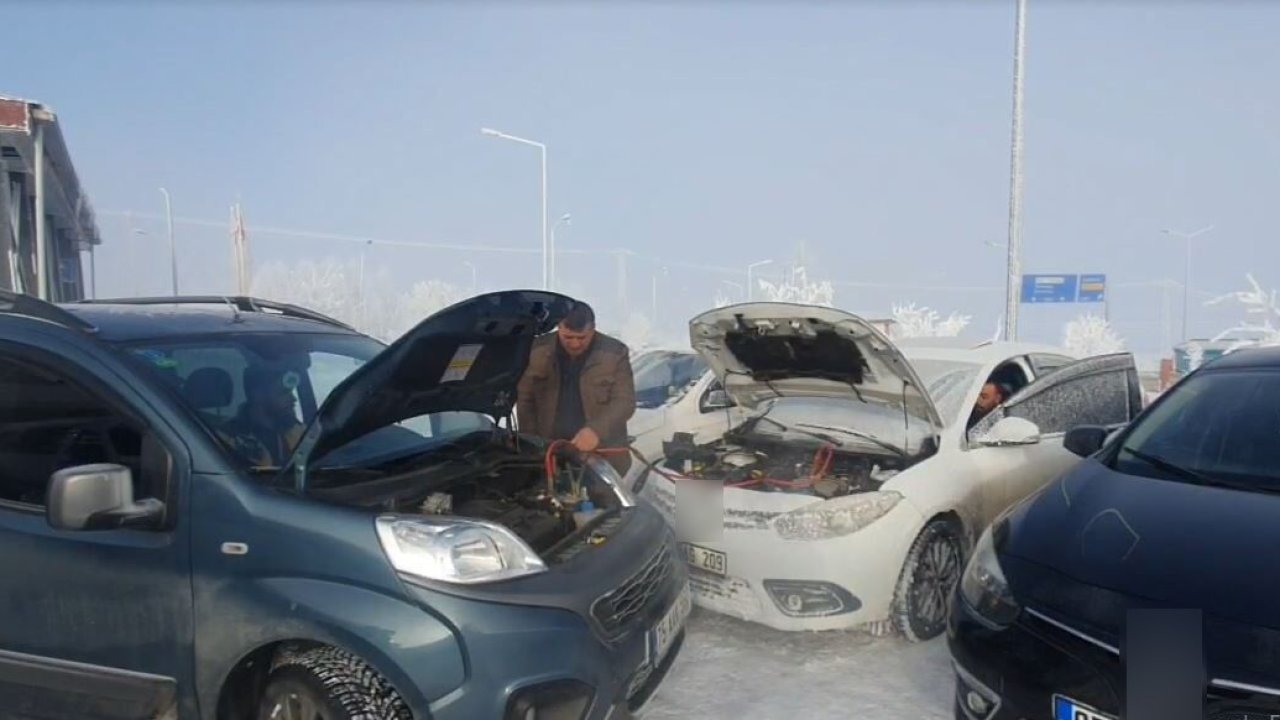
[260,645,413,720]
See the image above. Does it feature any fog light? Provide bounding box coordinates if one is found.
[762,580,861,618]
[966,690,991,715]
[505,679,594,720]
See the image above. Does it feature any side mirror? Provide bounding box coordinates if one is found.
[700,389,734,413]
[46,464,165,531]
[975,417,1042,447]
[1064,425,1110,458]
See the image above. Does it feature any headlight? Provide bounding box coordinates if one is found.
[375,515,547,585]
[959,525,1020,626]
[772,491,903,540]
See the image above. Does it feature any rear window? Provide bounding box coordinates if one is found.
[1112,367,1280,490]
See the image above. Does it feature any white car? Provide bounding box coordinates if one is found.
[634,302,1143,640]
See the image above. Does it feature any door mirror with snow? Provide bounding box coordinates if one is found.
[973,417,1042,448]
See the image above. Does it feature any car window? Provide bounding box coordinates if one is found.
[972,355,1137,438]
[1112,368,1280,490]
[906,358,983,426]
[124,332,470,471]
[634,353,708,409]
[0,353,149,508]
[1029,353,1074,378]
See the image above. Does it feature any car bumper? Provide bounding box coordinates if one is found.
[405,569,689,720]
[948,588,1126,720]
[644,477,925,631]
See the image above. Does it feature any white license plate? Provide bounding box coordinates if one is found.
[681,542,727,576]
[1053,695,1115,720]
[648,585,691,665]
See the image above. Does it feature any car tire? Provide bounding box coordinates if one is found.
[258,645,413,720]
[891,518,965,642]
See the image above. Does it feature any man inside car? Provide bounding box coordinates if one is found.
[220,364,306,468]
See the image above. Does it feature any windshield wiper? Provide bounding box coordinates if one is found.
[1119,447,1234,489]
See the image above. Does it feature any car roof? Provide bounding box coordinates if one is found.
[899,340,1075,365]
[1201,345,1280,370]
[1,294,362,344]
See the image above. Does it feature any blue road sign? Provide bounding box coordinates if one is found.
[1078,274,1107,303]
[1021,274,1080,304]
[1020,273,1107,304]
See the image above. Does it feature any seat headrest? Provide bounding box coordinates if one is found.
[183,367,233,411]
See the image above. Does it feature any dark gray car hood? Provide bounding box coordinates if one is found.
[288,290,574,477]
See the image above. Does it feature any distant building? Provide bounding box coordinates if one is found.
[0,94,101,301]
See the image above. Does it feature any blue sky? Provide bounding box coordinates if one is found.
[4,0,1278,356]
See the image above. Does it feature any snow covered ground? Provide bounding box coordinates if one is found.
[644,608,956,719]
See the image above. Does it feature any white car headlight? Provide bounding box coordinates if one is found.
[772,491,903,540]
[375,515,547,585]
[959,525,1020,627]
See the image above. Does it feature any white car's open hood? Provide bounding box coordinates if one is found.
[689,302,944,430]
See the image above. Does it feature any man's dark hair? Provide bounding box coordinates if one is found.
[562,301,596,331]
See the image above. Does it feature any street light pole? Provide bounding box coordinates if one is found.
[550,213,571,291]
[1003,0,1029,341]
[747,259,774,301]
[1162,224,1215,341]
[481,127,548,290]
[159,188,177,295]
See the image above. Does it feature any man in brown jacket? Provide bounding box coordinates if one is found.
[517,301,636,475]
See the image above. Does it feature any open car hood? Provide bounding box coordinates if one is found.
[289,290,575,478]
[689,302,944,429]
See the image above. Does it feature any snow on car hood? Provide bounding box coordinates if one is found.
[289,290,575,474]
[688,302,943,429]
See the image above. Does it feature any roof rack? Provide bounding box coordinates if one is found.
[75,296,357,332]
[0,290,98,333]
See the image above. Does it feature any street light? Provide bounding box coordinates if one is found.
[1161,224,1215,341]
[550,213,571,290]
[481,127,548,290]
[746,259,774,301]
[159,188,177,295]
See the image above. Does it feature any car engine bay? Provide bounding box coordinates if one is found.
[657,431,907,498]
[309,439,625,557]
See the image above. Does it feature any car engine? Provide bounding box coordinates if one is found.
[310,440,623,557]
[657,432,904,498]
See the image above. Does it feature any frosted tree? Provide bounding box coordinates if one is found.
[1204,274,1280,348]
[889,303,971,339]
[251,258,365,329]
[756,266,835,307]
[384,279,466,341]
[1062,314,1125,357]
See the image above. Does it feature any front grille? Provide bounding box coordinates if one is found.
[592,544,673,636]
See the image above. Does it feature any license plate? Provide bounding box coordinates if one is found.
[648,585,691,664]
[1053,695,1115,720]
[681,542,727,576]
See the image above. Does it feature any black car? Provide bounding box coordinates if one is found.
[949,346,1280,720]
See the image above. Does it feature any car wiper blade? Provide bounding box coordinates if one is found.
[1120,447,1230,488]
[754,416,844,446]
[794,422,908,457]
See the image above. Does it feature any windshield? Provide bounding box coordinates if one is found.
[1110,367,1280,491]
[633,352,708,409]
[906,358,983,425]
[123,332,493,472]
[746,396,936,455]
